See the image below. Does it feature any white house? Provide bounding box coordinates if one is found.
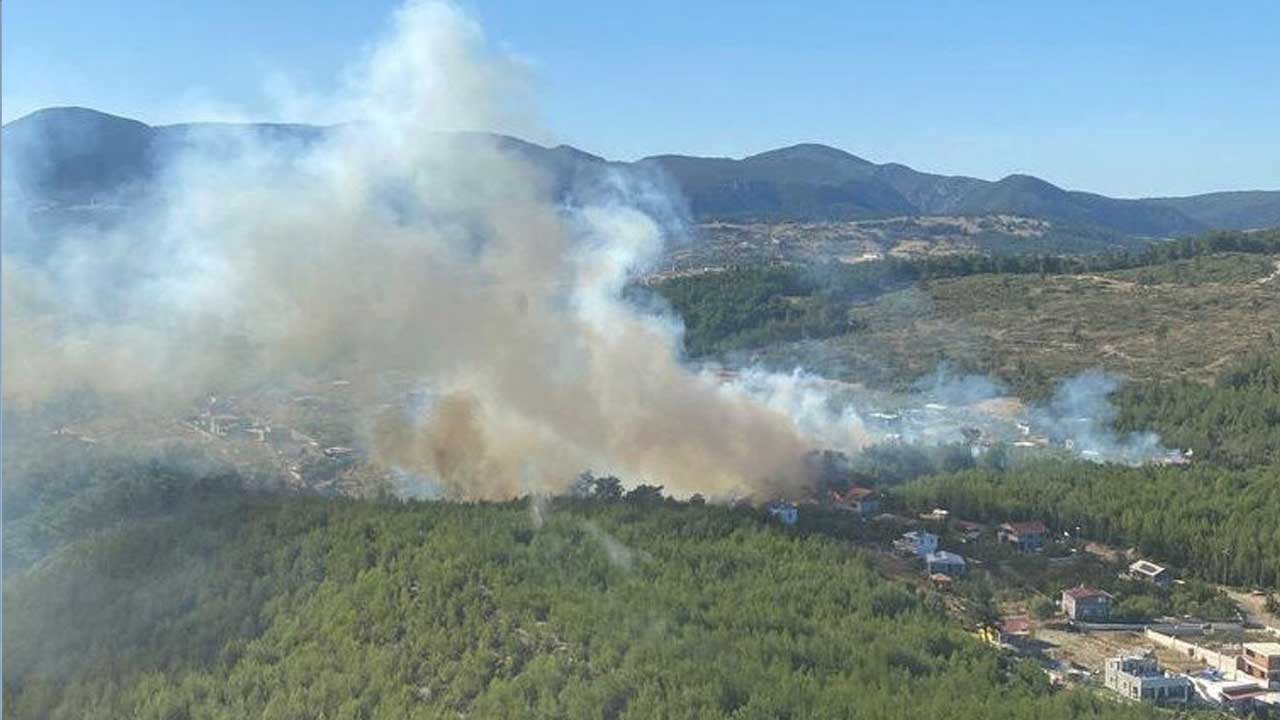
[895,531,939,557]
[925,550,966,577]
[1188,670,1268,713]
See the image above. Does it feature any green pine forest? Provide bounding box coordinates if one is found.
[5,479,1169,720]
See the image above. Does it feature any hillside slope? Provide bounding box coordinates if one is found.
[1143,190,1280,230]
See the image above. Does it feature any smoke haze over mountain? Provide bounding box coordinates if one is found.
[2,1,1183,503]
[0,1,847,500]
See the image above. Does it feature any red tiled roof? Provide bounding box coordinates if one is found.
[1001,520,1047,535]
[843,486,877,500]
[1000,617,1031,635]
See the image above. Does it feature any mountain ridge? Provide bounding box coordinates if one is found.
[6,106,1280,238]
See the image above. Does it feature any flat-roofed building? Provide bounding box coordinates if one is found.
[1104,651,1192,704]
[1128,559,1172,587]
[1238,642,1280,687]
[1189,669,1268,712]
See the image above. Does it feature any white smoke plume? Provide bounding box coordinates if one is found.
[2,1,833,501]
[581,520,650,570]
[866,366,1180,466]
[1028,370,1172,465]
[2,2,1179,501]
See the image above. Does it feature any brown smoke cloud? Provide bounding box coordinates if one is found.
[2,1,848,500]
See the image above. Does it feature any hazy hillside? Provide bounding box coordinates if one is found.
[6,107,1279,245]
[636,144,918,220]
[639,148,1208,236]
[2,107,326,203]
[1143,190,1280,230]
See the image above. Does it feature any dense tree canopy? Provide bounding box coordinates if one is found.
[5,475,1166,720]
[899,459,1280,590]
[1117,351,1280,467]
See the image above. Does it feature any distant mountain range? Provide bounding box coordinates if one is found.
[5,106,1280,241]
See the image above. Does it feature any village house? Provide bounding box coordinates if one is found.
[1238,642,1280,687]
[832,486,880,517]
[979,616,1031,647]
[1104,651,1192,705]
[953,520,987,542]
[1128,559,1172,587]
[767,502,799,526]
[998,521,1048,553]
[1061,586,1114,622]
[894,531,938,558]
[925,550,966,577]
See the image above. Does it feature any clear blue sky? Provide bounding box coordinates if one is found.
[4,0,1278,197]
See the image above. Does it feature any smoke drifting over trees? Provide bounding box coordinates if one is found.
[1,1,841,500]
[2,1,1178,502]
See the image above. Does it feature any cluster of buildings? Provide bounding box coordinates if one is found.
[767,484,884,527]
[1052,557,1174,624]
[761,492,1280,712]
[896,515,1061,584]
[883,511,1069,586]
[891,528,968,584]
[1057,572,1280,712]
[189,396,264,440]
[183,393,362,491]
[1102,644,1280,712]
